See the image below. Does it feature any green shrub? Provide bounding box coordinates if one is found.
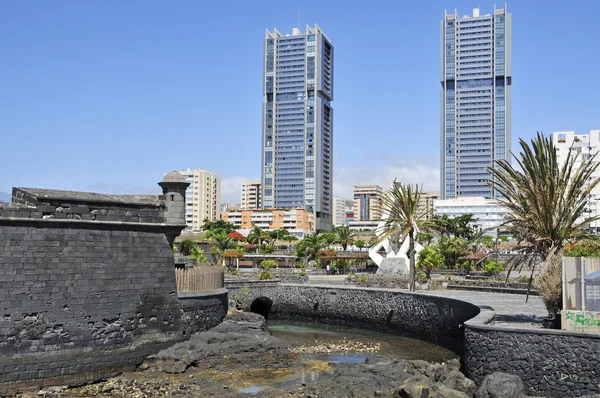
[484,260,505,274]
[416,271,427,281]
[229,269,239,276]
[260,260,277,269]
[298,271,307,277]
[358,275,368,283]
[298,261,305,269]
[259,270,272,280]
[517,274,530,283]
[347,272,356,278]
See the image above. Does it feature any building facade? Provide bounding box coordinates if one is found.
[434,196,508,237]
[177,168,221,230]
[552,130,600,232]
[419,192,440,220]
[353,185,384,222]
[332,197,347,226]
[241,180,261,210]
[261,25,334,231]
[440,6,512,199]
[221,208,313,237]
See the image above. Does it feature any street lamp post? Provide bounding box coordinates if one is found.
[495,227,499,265]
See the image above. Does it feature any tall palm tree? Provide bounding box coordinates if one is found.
[488,132,600,310]
[335,225,356,250]
[377,180,426,292]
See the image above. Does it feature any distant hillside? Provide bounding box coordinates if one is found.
[0,191,11,203]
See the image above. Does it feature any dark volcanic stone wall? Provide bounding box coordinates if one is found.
[0,196,185,395]
[179,289,228,335]
[465,325,600,397]
[233,283,480,353]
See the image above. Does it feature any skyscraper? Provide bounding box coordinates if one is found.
[261,25,334,231]
[440,6,512,199]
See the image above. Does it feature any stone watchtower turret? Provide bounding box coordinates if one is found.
[158,171,190,246]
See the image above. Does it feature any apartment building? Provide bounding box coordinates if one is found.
[552,130,600,233]
[434,196,508,237]
[177,168,221,230]
[419,192,440,220]
[241,180,261,210]
[221,208,314,237]
[353,185,384,221]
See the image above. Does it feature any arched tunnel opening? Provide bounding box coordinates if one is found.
[250,297,273,319]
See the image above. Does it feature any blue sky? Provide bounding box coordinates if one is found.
[1,0,599,203]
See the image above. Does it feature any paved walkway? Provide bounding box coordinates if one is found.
[416,290,547,320]
[305,275,547,319]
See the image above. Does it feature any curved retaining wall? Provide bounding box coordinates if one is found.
[178,289,228,336]
[465,313,600,397]
[230,282,480,353]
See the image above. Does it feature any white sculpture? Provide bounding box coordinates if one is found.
[369,215,424,275]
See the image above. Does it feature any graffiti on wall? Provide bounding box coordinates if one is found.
[564,310,600,333]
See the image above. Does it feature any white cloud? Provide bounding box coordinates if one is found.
[220,176,254,204]
[333,163,440,200]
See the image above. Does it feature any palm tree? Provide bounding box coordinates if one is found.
[208,232,234,266]
[301,233,328,265]
[335,225,356,250]
[377,180,426,292]
[488,132,600,314]
[247,225,266,253]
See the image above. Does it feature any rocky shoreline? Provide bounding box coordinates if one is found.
[21,312,525,398]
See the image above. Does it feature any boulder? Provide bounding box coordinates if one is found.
[474,372,525,398]
[397,375,433,398]
[438,370,476,397]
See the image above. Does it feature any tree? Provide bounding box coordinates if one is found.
[320,231,338,245]
[488,132,600,314]
[209,232,234,266]
[267,229,289,245]
[247,225,267,254]
[201,219,236,235]
[429,214,479,240]
[377,180,426,292]
[296,233,328,264]
[335,225,356,250]
[178,238,199,256]
[355,240,366,251]
[416,246,444,279]
[177,238,208,264]
[438,236,469,269]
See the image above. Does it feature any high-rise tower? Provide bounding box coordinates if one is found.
[440,6,512,199]
[262,25,334,231]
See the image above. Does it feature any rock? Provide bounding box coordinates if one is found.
[439,370,476,397]
[475,372,525,398]
[431,384,470,398]
[397,374,433,398]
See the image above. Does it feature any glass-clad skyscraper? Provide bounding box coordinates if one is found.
[440,7,512,199]
[262,25,333,231]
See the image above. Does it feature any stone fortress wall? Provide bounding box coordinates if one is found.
[0,173,199,395]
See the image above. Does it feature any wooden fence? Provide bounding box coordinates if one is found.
[175,266,224,292]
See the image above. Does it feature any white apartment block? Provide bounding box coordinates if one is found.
[178,168,221,230]
[241,180,261,210]
[434,196,508,237]
[332,197,348,226]
[552,130,600,232]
